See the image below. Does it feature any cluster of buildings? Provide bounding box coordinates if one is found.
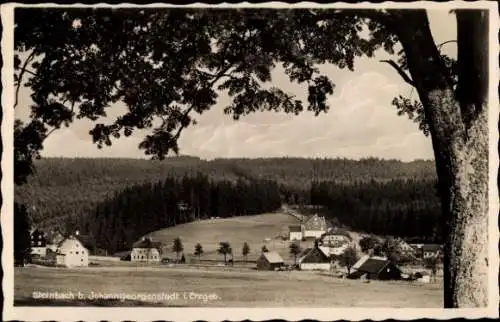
[29,229,165,267]
[256,213,442,283]
[30,229,90,268]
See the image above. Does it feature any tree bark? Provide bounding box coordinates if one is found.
[389,9,490,308]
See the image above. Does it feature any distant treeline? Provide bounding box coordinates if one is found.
[78,173,282,253]
[309,179,442,243]
[15,156,436,232]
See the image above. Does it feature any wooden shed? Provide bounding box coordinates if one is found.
[256,251,284,270]
[348,257,402,280]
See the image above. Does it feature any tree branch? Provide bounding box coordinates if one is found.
[437,40,457,50]
[18,67,37,77]
[380,59,415,87]
[14,51,36,108]
[172,65,235,142]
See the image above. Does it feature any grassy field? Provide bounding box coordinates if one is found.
[14,266,443,307]
[145,212,312,262]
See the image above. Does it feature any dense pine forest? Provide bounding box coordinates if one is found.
[309,179,442,243]
[77,173,282,253]
[15,156,441,250]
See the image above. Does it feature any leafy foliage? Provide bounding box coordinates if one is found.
[338,246,358,274]
[358,235,380,253]
[172,237,184,261]
[217,242,232,264]
[194,243,204,260]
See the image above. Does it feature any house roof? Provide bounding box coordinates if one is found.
[133,238,162,249]
[57,236,88,253]
[261,251,284,264]
[299,246,330,264]
[355,257,400,274]
[289,225,302,232]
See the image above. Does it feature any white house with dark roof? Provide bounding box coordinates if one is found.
[298,246,331,271]
[131,237,161,262]
[288,225,302,241]
[49,232,89,267]
[302,214,327,238]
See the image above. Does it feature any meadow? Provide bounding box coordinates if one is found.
[14,265,443,307]
[146,212,308,262]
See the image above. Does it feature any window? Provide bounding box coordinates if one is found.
[76,251,79,255]
[38,241,42,246]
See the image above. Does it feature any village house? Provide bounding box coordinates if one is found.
[47,232,89,267]
[298,246,331,271]
[288,225,302,241]
[301,214,327,239]
[30,229,47,258]
[130,237,161,262]
[410,243,442,260]
[320,229,351,245]
[256,251,284,270]
[348,255,402,280]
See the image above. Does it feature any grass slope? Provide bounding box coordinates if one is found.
[146,212,305,262]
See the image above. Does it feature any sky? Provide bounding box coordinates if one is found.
[15,9,457,161]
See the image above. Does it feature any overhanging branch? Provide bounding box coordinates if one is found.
[14,51,36,108]
[380,59,415,87]
[438,40,457,50]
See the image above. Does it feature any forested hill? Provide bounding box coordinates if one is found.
[15,156,436,230]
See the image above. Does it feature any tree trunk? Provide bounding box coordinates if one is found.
[440,106,489,307]
[389,9,490,308]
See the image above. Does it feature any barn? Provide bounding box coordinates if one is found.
[256,251,284,270]
[348,256,402,280]
[298,246,331,271]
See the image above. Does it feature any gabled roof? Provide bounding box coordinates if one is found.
[355,257,401,275]
[57,236,88,253]
[261,251,284,264]
[289,225,302,232]
[303,214,327,230]
[133,238,162,249]
[299,246,330,264]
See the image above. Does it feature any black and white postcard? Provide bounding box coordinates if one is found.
[1,1,499,321]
